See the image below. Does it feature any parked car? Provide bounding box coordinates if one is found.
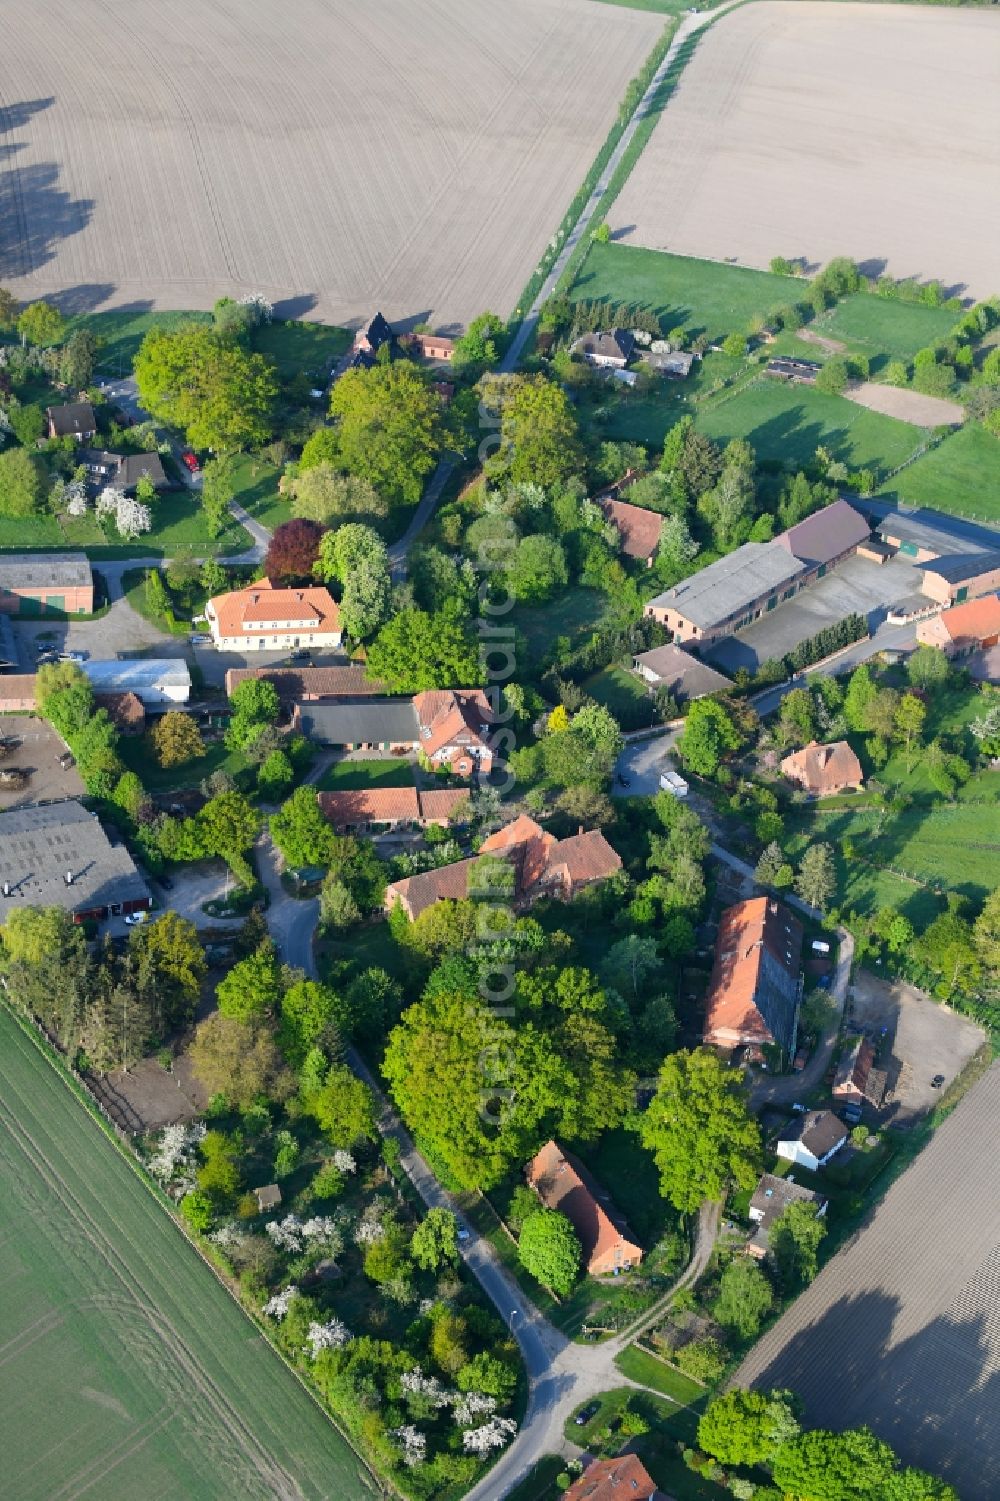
[59,651,87,663]
[189,633,213,646]
[791,1102,808,1114]
[931,1073,946,1089]
[124,911,149,926]
[181,450,200,472]
[810,939,831,954]
[36,650,58,665]
[841,1102,863,1126]
[575,1403,600,1427]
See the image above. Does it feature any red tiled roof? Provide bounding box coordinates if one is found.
[95,691,145,732]
[780,739,863,796]
[413,688,492,759]
[545,828,622,885]
[225,666,384,700]
[600,497,663,561]
[318,786,420,825]
[703,896,802,1055]
[564,1456,656,1501]
[936,593,1000,644]
[208,580,340,638]
[386,856,478,920]
[418,788,471,822]
[525,1140,642,1276]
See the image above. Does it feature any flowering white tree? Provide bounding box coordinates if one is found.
[266,1214,306,1253]
[148,1122,205,1184]
[304,1318,351,1358]
[452,1392,496,1426]
[332,1149,357,1175]
[96,486,151,540]
[239,292,274,326]
[262,1285,299,1320]
[462,1416,517,1455]
[401,1367,452,1409]
[390,1425,427,1468]
[209,1222,247,1251]
[65,481,89,518]
[354,1202,386,1246]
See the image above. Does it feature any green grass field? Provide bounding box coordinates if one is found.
[582,665,655,725]
[513,586,610,661]
[811,293,958,364]
[880,423,1000,520]
[68,309,213,378]
[614,1344,707,1405]
[695,378,923,473]
[252,321,350,380]
[0,492,251,558]
[315,758,415,791]
[0,1003,374,1501]
[568,243,800,345]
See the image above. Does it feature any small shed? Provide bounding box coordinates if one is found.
[254,1184,282,1213]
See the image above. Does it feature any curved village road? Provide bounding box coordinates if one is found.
[255,830,722,1500]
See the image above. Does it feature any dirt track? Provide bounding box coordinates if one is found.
[613,2,1000,300]
[0,0,660,330]
[847,381,964,429]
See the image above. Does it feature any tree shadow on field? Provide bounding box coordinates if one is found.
[394,309,434,334]
[747,1285,1000,1499]
[272,292,318,320]
[0,98,94,279]
[49,283,117,317]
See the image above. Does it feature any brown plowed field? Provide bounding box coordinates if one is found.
[0,0,661,330]
[737,1059,1000,1500]
[613,2,1000,300]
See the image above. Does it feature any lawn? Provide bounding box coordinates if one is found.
[811,293,958,365]
[1,493,252,559]
[252,320,350,380]
[574,1128,675,1246]
[694,377,924,474]
[69,308,213,379]
[0,1002,374,1501]
[614,1343,708,1405]
[566,1389,723,1501]
[504,1456,565,1501]
[119,735,249,793]
[568,242,800,345]
[315,758,415,791]
[229,453,290,533]
[512,586,611,663]
[880,423,1000,521]
[582,665,656,727]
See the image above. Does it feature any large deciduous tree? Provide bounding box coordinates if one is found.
[135,324,277,451]
[189,1013,293,1109]
[640,1048,761,1212]
[263,517,325,584]
[329,361,445,505]
[270,786,338,868]
[678,697,741,778]
[316,523,392,641]
[366,602,482,693]
[0,447,44,517]
[151,711,205,768]
[698,1389,799,1469]
[490,373,584,487]
[516,1208,581,1295]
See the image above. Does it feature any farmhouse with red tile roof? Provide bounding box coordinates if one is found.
[225,665,383,701]
[599,496,663,564]
[563,1457,656,1501]
[525,1140,643,1277]
[207,579,341,652]
[384,815,621,921]
[917,594,1000,656]
[413,688,494,776]
[780,739,864,797]
[703,896,803,1061]
[318,785,469,834]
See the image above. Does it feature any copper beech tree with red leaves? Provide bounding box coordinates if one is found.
[263,518,326,584]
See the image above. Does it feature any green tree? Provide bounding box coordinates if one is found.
[906,644,949,692]
[713,1255,774,1339]
[517,1208,581,1295]
[505,534,568,603]
[200,455,236,538]
[270,786,338,868]
[0,447,43,517]
[772,1427,896,1501]
[973,888,1000,978]
[779,687,817,746]
[189,1013,293,1109]
[894,692,926,771]
[278,979,342,1068]
[0,285,19,330]
[678,697,741,777]
[698,1388,799,1468]
[843,664,877,732]
[59,327,98,388]
[640,1048,761,1212]
[316,522,392,640]
[129,911,206,1033]
[1,906,79,967]
[17,299,66,347]
[10,401,45,447]
[366,602,481,693]
[885,359,910,387]
[411,1208,460,1272]
[452,312,505,372]
[319,878,361,931]
[493,374,585,488]
[257,748,294,800]
[915,911,980,998]
[303,1061,377,1146]
[291,463,387,525]
[225,677,280,750]
[771,1198,827,1288]
[721,331,747,359]
[815,357,849,395]
[135,325,277,451]
[216,943,283,1022]
[660,415,722,504]
[151,711,205,768]
[795,842,836,911]
[329,360,445,505]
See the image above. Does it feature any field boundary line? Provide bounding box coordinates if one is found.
[0,998,395,1500]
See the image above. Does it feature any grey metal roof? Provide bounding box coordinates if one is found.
[917,550,1000,584]
[0,552,92,591]
[877,509,998,558]
[632,643,731,700]
[296,699,419,745]
[647,543,805,630]
[82,659,191,703]
[778,499,870,568]
[117,452,169,490]
[0,800,149,913]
